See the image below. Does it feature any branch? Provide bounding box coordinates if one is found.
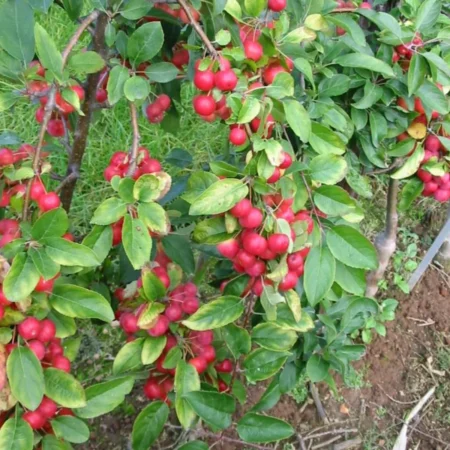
[126,102,141,177]
[310,382,329,424]
[177,0,218,57]
[55,172,79,193]
[366,159,402,176]
[200,432,270,450]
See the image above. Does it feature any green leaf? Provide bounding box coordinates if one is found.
[327,225,378,270]
[222,324,251,358]
[237,413,294,444]
[50,284,114,322]
[417,81,449,115]
[107,65,130,105]
[161,234,195,274]
[137,303,165,329]
[68,51,105,74]
[313,185,356,216]
[132,401,169,450]
[391,145,424,180]
[310,123,346,155]
[133,173,171,202]
[29,247,60,280]
[44,238,100,267]
[141,336,166,365]
[333,53,395,78]
[0,92,19,113]
[51,416,89,444]
[352,81,383,110]
[183,391,235,430]
[122,215,152,270]
[210,161,239,178]
[145,62,178,83]
[0,416,33,450]
[44,368,86,408]
[252,322,297,352]
[304,246,335,306]
[422,52,450,78]
[244,0,265,16]
[243,349,289,382]
[91,197,127,225]
[124,76,150,101]
[113,338,145,375]
[237,97,261,124]
[408,53,427,96]
[399,178,423,212]
[293,58,315,88]
[284,100,311,143]
[310,154,347,185]
[327,14,366,44]
[7,347,44,410]
[183,171,219,204]
[74,376,134,419]
[34,23,63,79]
[41,435,73,450]
[121,0,151,19]
[284,289,301,322]
[82,225,113,264]
[48,311,76,339]
[3,253,39,302]
[306,354,329,382]
[0,0,34,64]
[266,72,294,99]
[175,360,200,429]
[189,179,248,215]
[142,270,166,301]
[162,346,182,369]
[182,296,244,331]
[128,22,164,67]
[193,217,232,244]
[178,442,208,450]
[416,0,441,31]
[61,0,83,20]
[165,148,192,168]
[318,74,351,97]
[335,261,366,295]
[31,208,69,241]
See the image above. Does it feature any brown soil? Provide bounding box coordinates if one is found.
[80,269,450,450]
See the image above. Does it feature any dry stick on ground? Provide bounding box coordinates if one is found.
[366,178,399,297]
[60,12,109,210]
[332,438,363,450]
[309,383,329,424]
[177,0,218,58]
[311,435,341,449]
[126,102,141,177]
[305,429,358,441]
[23,10,101,220]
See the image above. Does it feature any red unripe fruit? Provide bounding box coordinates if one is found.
[29,60,46,77]
[28,340,46,360]
[279,271,299,291]
[239,207,263,228]
[200,345,216,363]
[246,260,266,277]
[189,356,208,373]
[37,397,58,419]
[141,158,162,174]
[267,167,281,184]
[62,232,74,241]
[336,27,346,36]
[96,88,107,103]
[35,106,45,123]
[214,69,238,91]
[422,181,438,196]
[229,127,247,146]
[417,169,432,183]
[58,408,74,417]
[37,319,57,343]
[244,40,263,61]
[243,232,267,256]
[182,296,200,314]
[45,341,64,361]
[171,49,190,69]
[52,355,71,372]
[161,378,174,394]
[392,52,400,63]
[295,212,314,234]
[360,2,372,8]
[259,247,277,260]
[35,276,56,293]
[263,64,287,85]
[434,189,450,202]
[268,0,287,12]
[0,288,10,307]
[104,166,121,182]
[156,94,171,111]
[194,69,215,91]
[146,102,163,119]
[236,249,256,268]
[218,380,228,392]
[425,135,441,153]
[413,115,427,126]
[165,334,177,351]
[23,411,46,430]
[30,179,46,201]
[268,233,290,255]
[55,92,74,114]
[230,198,252,218]
[275,207,295,223]
[193,95,216,116]
[148,315,170,337]
[144,378,165,400]
[215,359,233,373]
[192,330,214,346]
[0,148,14,166]
[217,239,240,259]
[152,267,170,289]
[37,192,61,212]
[414,98,425,114]
[287,252,304,270]
[431,110,440,120]
[250,115,275,137]
[218,56,231,71]
[184,282,198,296]
[397,132,409,142]
[71,85,85,101]
[165,303,183,322]
[0,191,10,208]
[18,317,42,340]
[120,312,139,334]
[5,343,17,354]
[111,221,123,246]
[279,152,293,169]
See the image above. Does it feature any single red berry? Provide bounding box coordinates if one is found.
[239,207,263,228]
[230,198,252,218]
[0,148,14,166]
[38,319,57,343]
[34,276,56,293]
[165,303,184,322]
[96,88,108,103]
[245,260,266,277]
[215,359,233,373]
[120,312,139,334]
[37,397,58,419]
[28,340,46,360]
[193,95,216,116]
[279,271,299,291]
[182,296,200,314]
[279,152,293,169]
[215,69,238,92]
[268,233,290,255]
[268,0,287,12]
[244,40,263,61]
[23,411,46,430]
[144,378,165,400]
[148,315,170,337]
[229,127,247,146]
[424,135,441,153]
[243,232,268,256]
[199,345,216,363]
[263,64,287,85]
[37,192,61,212]
[52,355,71,372]
[194,69,215,91]
[267,167,281,184]
[156,94,171,111]
[30,179,46,201]
[189,356,208,373]
[18,317,42,340]
[217,239,240,259]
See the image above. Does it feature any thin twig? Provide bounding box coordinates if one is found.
[332,438,363,450]
[177,0,218,58]
[376,383,418,405]
[305,429,358,441]
[55,173,79,193]
[311,436,341,449]
[126,102,141,177]
[201,432,270,450]
[310,383,329,424]
[366,159,403,175]
[297,433,308,450]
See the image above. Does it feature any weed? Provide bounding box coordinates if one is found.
[288,372,309,404]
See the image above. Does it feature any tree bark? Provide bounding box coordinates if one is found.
[435,205,450,271]
[366,178,399,297]
[60,12,109,211]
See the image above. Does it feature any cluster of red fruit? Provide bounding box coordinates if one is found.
[0,144,61,213]
[396,96,450,202]
[335,1,371,35]
[145,94,171,124]
[217,196,313,294]
[392,34,423,67]
[115,249,233,403]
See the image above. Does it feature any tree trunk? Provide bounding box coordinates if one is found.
[366,178,399,297]
[60,12,109,211]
